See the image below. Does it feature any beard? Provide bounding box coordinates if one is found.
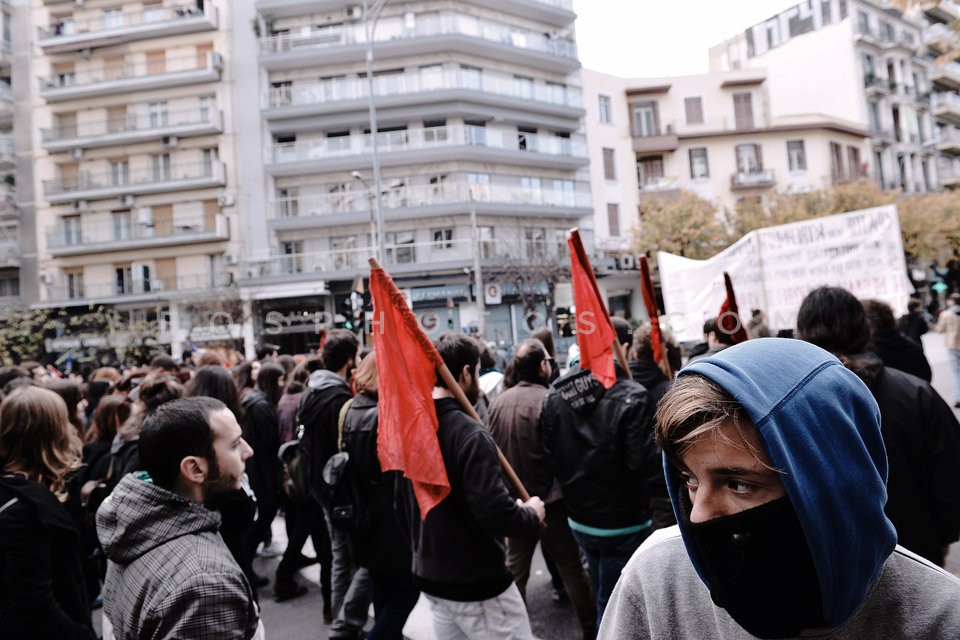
[202,455,239,501]
[465,376,481,405]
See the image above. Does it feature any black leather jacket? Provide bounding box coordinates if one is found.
[541,367,663,530]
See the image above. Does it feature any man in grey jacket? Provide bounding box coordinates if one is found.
[97,397,262,640]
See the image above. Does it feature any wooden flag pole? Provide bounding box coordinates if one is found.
[368,257,532,503]
[611,338,631,379]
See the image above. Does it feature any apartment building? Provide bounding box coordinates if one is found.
[709,0,952,193]
[0,4,16,310]
[240,0,591,352]
[583,68,869,267]
[29,0,239,354]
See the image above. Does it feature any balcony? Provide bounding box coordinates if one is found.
[632,133,679,154]
[263,68,584,123]
[265,126,588,176]
[0,237,19,268]
[39,52,224,103]
[42,108,223,152]
[0,83,12,127]
[267,181,591,232]
[924,22,953,52]
[0,184,17,221]
[38,5,218,54]
[256,0,574,22]
[242,233,568,284]
[44,161,226,204]
[258,12,579,73]
[45,272,233,306]
[0,135,13,169]
[864,74,891,96]
[638,176,681,198]
[932,61,960,91]
[935,92,960,124]
[47,213,228,257]
[937,127,960,154]
[925,0,960,24]
[731,170,776,190]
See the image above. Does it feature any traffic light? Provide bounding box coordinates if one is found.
[340,292,364,332]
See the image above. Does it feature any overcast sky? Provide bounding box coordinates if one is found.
[572,0,804,78]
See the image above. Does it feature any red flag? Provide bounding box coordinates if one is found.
[369,266,450,518]
[718,272,749,344]
[568,229,617,389]
[639,257,672,379]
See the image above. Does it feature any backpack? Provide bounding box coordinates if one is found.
[321,399,370,532]
[278,430,311,504]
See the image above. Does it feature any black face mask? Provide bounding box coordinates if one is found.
[679,491,828,639]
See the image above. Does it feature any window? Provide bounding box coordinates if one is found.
[857,11,870,35]
[115,266,133,295]
[110,159,129,186]
[424,119,447,143]
[198,96,212,121]
[607,203,620,237]
[478,226,494,259]
[830,142,845,183]
[733,93,754,129]
[151,154,171,181]
[327,131,350,152]
[386,231,416,264]
[460,65,482,91]
[685,97,704,125]
[735,144,762,174]
[112,211,131,240]
[637,156,664,187]
[847,146,861,179]
[524,228,547,259]
[101,8,124,29]
[602,147,617,180]
[689,148,709,179]
[631,102,658,137]
[420,64,443,90]
[318,75,345,101]
[66,270,84,299]
[467,172,490,200]
[277,187,299,218]
[148,101,168,127]
[868,101,881,133]
[0,275,18,298]
[202,149,218,176]
[143,2,165,23]
[330,236,357,269]
[518,126,538,152]
[545,82,567,105]
[598,94,612,123]
[551,179,576,206]
[554,132,571,155]
[282,240,303,273]
[432,228,454,249]
[271,81,293,107]
[62,215,81,245]
[465,120,486,146]
[513,75,534,100]
[520,176,542,203]
[787,140,807,172]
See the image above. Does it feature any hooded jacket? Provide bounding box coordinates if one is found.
[299,369,353,504]
[598,339,960,639]
[97,474,260,640]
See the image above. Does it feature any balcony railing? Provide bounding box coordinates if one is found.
[44,161,225,202]
[639,176,681,193]
[264,67,582,112]
[269,181,591,219]
[0,135,13,167]
[243,234,567,280]
[932,61,960,89]
[0,237,19,267]
[46,272,233,303]
[935,91,960,118]
[47,214,227,253]
[41,107,223,149]
[39,52,223,101]
[37,5,218,53]
[731,170,775,189]
[258,12,578,62]
[267,125,586,165]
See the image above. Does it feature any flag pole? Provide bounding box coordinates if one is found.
[368,257,532,503]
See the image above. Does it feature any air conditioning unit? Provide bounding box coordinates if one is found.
[224,251,239,266]
[136,206,153,226]
[69,148,83,160]
[119,194,135,207]
[344,5,362,20]
[162,135,178,148]
[72,199,88,211]
[40,272,54,285]
[217,192,235,207]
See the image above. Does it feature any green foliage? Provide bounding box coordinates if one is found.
[632,191,729,263]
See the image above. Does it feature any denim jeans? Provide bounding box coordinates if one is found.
[949,348,960,404]
[425,583,533,640]
[367,567,420,640]
[324,507,371,639]
[571,527,651,630]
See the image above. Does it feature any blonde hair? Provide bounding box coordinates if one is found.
[353,352,378,397]
[0,386,83,499]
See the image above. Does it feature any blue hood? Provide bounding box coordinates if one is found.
[667,338,896,627]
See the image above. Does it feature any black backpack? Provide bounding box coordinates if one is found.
[321,399,371,532]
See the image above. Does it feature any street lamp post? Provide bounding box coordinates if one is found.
[361,0,388,263]
[351,171,378,258]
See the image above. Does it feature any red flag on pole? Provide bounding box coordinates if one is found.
[718,272,749,344]
[639,256,672,379]
[568,229,617,389]
[369,265,451,518]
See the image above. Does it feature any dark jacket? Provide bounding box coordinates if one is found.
[541,367,661,530]
[0,474,96,639]
[342,393,410,572]
[399,397,539,602]
[844,352,960,565]
[867,328,932,382]
[628,359,672,406]
[487,380,561,503]
[241,391,282,507]
[898,311,929,346]
[299,370,353,504]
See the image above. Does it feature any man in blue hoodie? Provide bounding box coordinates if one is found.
[599,339,960,639]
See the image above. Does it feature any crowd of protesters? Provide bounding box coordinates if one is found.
[1,285,959,639]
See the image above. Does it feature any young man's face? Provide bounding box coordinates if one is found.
[679,420,786,523]
[203,408,253,498]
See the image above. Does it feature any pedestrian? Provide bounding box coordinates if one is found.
[97,397,262,639]
[628,323,672,406]
[862,298,932,381]
[599,338,960,639]
[397,333,545,640]
[341,353,420,639]
[541,318,663,628]
[934,292,960,408]
[488,338,597,640]
[898,297,930,347]
[746,308,771,339]
[0,386,97,639]
[687,317,736,364]
[798,286,960,565]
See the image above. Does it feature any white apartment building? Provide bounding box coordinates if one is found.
[709,0,953,193]
[582,68,870,268]
[0,4,16,309]
[239,0,591,352]
[29,0,240,356]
